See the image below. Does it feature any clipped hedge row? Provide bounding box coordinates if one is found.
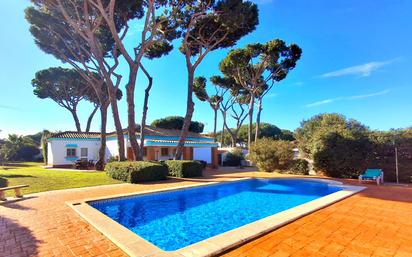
[0,176,8,188]
[105,161,168,183]
[164,160,203,178]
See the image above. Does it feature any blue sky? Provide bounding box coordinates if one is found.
[0,0,411,138]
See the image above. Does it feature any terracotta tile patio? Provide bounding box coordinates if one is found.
[1,168,411,257]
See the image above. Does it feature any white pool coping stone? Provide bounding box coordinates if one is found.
[67,177,365,257]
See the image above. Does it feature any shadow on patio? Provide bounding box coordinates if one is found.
[0,216,41,257]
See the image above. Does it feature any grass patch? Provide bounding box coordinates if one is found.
[0,162,122,196]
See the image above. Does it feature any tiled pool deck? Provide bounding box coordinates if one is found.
[1,168,412,257]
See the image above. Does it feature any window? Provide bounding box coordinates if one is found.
[161,148,169,156]
[81,148,88,157]
[66,148,77,157]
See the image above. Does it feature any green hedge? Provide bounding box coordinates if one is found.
[164,160,203,178]
[105,161,168,183]
[286,159,310,175]
[0,176,8,188]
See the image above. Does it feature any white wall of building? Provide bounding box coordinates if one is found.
[106,139,119,159]
[48,140,100,166]
[193,147,212,164]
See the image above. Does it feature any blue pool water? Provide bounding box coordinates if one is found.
[90,178,341,251]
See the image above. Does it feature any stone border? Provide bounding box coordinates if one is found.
[68,178,365,257]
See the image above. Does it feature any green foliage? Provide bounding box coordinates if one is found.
[223,148,245,166]
[0,177,8,188]
[164,160,203,178]
[32,67,91,105]
[173,0,259,56]
[0,134,41,162]
[279,129,295,141]
[195,160,207,169]
[151,116,204,133]
[296,113,371,178]
[105,161,168,183]
[238,123,295,143]
[287,159,310,175]
[249,138,294,172]
[216,123,294,146]
[220,40,302,86]
[313,133,370,178]
[106,156,118,163]
[25,1,143,64]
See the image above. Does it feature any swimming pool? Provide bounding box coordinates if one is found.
[89,178,343,251]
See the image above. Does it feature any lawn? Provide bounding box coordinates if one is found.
[0,162,122,196]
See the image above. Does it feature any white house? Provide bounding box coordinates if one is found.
[47,126,219,168]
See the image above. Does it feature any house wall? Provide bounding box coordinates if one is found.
[48,140,100,166]
[47,142,53,165]
[193,147,212,164]
[106,139,119,159]
[144,146,181,161]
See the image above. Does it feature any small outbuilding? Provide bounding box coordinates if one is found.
[47,126,219,168]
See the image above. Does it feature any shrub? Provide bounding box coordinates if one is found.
[195,160,207,169]
[107,156,118,163]
[0,177,8,188]
[164,160,203,178]
[313,133,370,178]
[223,148,244,166]
[287,159,310,175]
[105,161,168,183]
[249,138,294,172]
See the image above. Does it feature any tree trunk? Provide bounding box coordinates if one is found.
[95,103,108,171]
[86,104,99,132]
[254,97,262,142]
[138,64,153,161]
[175,67,195,160]
[247,96,255,150]
[221,115,225,146]
[222,111,237,147]
[108,87,126,161]
[126,65,140,161]
[70,109,82,132]
[213,107,218,141]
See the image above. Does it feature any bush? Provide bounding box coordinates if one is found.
[107,156,118,163]
[287,159,310,175]
[105,161,168,183]
[0,177,8,188]
[195,160,207,169]
[223,148,244,166]
[164,160,203,178]
[249,138,294,172]
[313,133,370,178]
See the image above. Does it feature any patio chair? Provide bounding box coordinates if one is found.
[359,169,384,185]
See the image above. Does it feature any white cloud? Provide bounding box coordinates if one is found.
[304,89,390,108]
[348,89,391,100]
[0,104,19,111]
[320,59,398,78]
[304,98,342,108]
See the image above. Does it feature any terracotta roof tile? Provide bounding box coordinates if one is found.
[50,126,211,139]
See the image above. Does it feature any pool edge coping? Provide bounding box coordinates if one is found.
[67,177,366,257]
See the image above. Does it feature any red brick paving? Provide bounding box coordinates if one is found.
[1,169,412,257]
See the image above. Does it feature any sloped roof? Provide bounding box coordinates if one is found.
[50,126,211,139]
[50,131,101,139]
[140,126,209,138]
